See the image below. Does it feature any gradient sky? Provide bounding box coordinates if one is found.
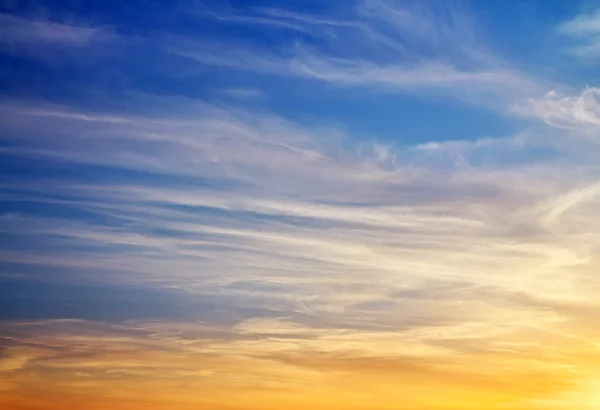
[2,0,600,409]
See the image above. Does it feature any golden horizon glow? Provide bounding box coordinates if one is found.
[2,1,600,409]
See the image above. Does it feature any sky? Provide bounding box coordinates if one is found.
[1,0,600,409]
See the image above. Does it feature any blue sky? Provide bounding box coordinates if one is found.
[2,0,600,321]
[2,1,600,408]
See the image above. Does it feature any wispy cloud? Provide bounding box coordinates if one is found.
[0,13,115,56]
[515,87,600,133]
[557,9,600,59]
[536,182,600,227]
[1,93,599,317]
[290,57,539,105]
[1,311,599,409]
[2,2,600,408]
[1,87,600,407]
[219,87,264,100]
[196,4,356,34]
[171,0,548,112]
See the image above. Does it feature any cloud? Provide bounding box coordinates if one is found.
[1,316,598,409]
[0,111,598,407]
[2,2,600,408]
[557,9,600,59]
[514,87,600,132]
[0,63,598,410]
[535,182,600,227]
[0,95,599,331]
[0,278,259,323]
[170,42,292,76]
[290,56,539,103]
[220,88,264,100]
[195,3,356,34]
[172,0,547,112]
[0,13,115,57]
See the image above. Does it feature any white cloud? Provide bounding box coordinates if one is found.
[0,13,115,56]
[220,88,264,99]
[170,44,291,76]
[536,182,600,227]
[290,56,540,107]
[197,4,355,34]
[1,95,599,308]
[2,91,600,406]
[515,87,600,132]
[558,10,600,36]
[172,0,548,112]
[3,4,600,407]
[557,10,600,59]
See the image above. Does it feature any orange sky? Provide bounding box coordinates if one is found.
[2,315,600,409]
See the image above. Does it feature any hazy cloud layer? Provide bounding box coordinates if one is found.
[1,1,600,409]
[558,9,600,59]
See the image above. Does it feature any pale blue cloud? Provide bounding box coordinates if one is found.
[558,9,600,58]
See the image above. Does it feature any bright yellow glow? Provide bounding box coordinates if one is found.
[1,316,600,409]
